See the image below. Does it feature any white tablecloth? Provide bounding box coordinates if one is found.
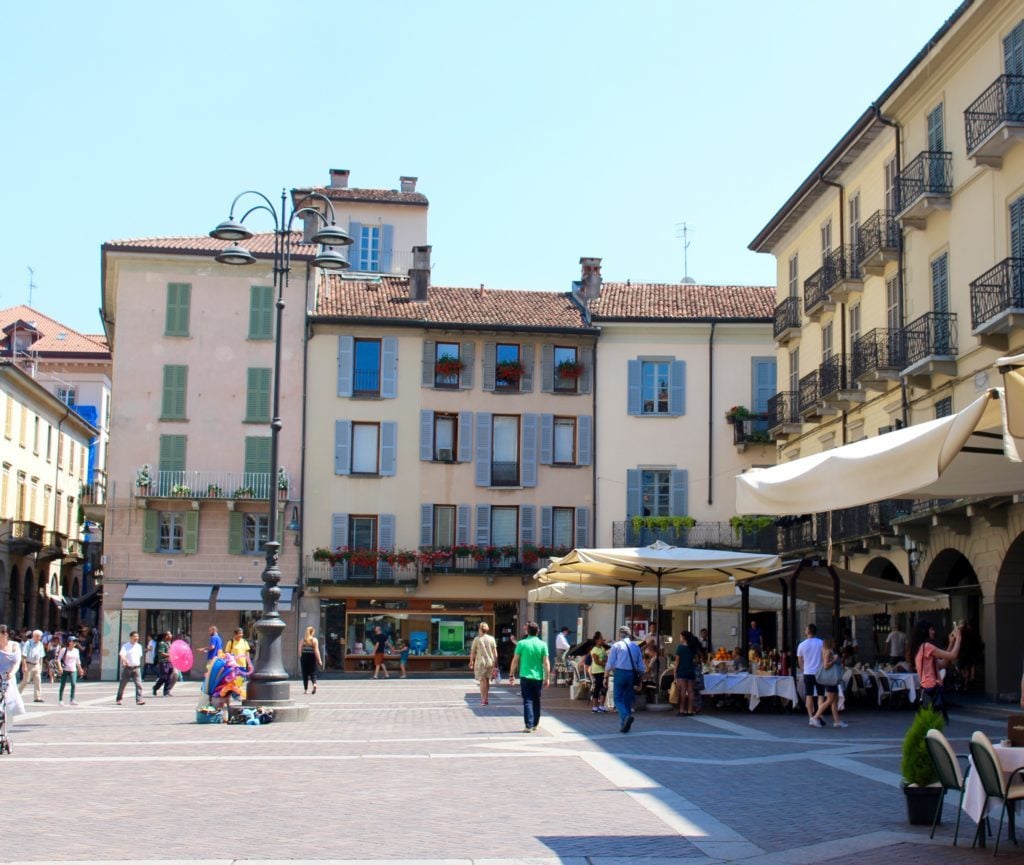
[702,673,798,711]
[885,672,920,704]
[962,743,1024,823]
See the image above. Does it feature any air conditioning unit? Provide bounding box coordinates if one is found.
[437,447,454,462]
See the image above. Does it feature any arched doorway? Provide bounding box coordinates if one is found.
[0,561,7,624]
[923,549,983,693]
[862,556,906,660]
[9,565,19,629]
[21,567,33,629]
[994,532,1024,698]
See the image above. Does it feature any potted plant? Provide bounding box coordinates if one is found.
[277,467,289,500]
[170,483,192,497]
[233,486,255,499]
[900,706,945,825]
[435,355,464,377]
[555,359,585,380]
[206,483,223,498]
[725,405,751,424]
[495,359,526,384]
[135,464,153,493]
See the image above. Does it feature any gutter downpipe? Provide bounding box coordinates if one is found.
[297,263,313,662]
[707,322,716,506]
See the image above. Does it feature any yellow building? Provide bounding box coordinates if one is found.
[751,0,1024,698]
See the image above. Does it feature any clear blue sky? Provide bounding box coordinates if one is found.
[3,1,960,334]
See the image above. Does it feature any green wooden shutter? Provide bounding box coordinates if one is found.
[183,511,199,553]
[244,437,272,474]
[249,285,273,339]
[228,512,244,554]
[245,368,271,422]
[142,510,159,552]
[161,365,188,419]
[165,283,191,336]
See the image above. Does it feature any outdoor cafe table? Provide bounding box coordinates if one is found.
[843,669,920,705]
[962,742,1024,828]
[702,672,798,711]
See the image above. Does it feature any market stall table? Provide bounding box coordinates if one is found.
[702,672,798,711]
[962,742,1024,831]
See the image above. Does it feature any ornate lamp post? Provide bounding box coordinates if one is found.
[209,189,350,708]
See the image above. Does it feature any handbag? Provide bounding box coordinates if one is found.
[817,659,841,687]
[668,680,680,705]
[628,642,645,693]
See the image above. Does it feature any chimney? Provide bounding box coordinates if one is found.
[408,245,431,302]
[399,176,418,194]
[301,212,318,243]
[579,257,602,300]
[329,168,350,189]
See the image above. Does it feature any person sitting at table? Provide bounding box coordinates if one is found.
[731,646,748,672]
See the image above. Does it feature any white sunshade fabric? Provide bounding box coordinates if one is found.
[215,584,295,612]
[664,585,806,612]
[122,584,214,611]
[527,581,667,605]
[998,354,1024,445]
[735,390,1024,516]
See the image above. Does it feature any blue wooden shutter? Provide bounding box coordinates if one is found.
[520,504,536,547]
[377,514,395,579]
[627,360,642,415]
[457,412,473,463]
[460,342,475,389]
[381,337,398,398]
[541,345,554,393]
[380,224,395,273]
[521,413,538,487]
[348,222,363,269]
[337,335,354,397]
[579,346,593,394]
[331,513,348,580]
[421,340,435,387]
[751,359,777,414]
[420,410,434,461]
[521,344,535,392]
[475,504,491,545]
[626,469,642,518]
[927,103,944,152]
[335,420,351,475]
[482,343,496,391]
[670,469,689,516]
[475,412,491,486]
[540,506,553,546]
[577,415,593,466]
[456,505,471,545]
[380,422,397,476]
[575,506,589,547]
[1005,21,1024,75]
[539,414,554,465]
[420,504,434,548]
[669,360,686,415]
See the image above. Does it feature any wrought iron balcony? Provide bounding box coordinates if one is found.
[767,391,801,434]
[8,519,44,554]
[733,413,772,450]
[824,246,863,303]
[820,354,864,409]
[352,368,380,396]
[901,311,957,375]
[852,328,904,388]
[856,210,900,275]
[613,520,778,554]
[136,471,291,501]
[798,369,821,417]
[40,531,68,560]
[305,557,419,587]
[803,266,836,320]
[773,297,802,343]
[490,461,519,487]
[64,538,84,562]
[776,516,816,556]
[896,150,952,229]
[964,74,1024,166]
[816,499,914,546]
[970,257,1024,337]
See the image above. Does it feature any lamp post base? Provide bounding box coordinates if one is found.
[241,697,310,723]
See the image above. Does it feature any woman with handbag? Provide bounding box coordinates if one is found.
[810,639,847,728]
[912,619,960,722]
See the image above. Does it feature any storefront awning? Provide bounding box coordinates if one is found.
[215,585,295,611]
[122,584,214,611]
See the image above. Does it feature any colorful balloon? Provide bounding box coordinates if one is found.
[169,640,194,672]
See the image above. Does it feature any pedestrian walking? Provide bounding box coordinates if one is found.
[810,639,847,728]
[398,640,410,678]
[57,636,84,706]
[20,629,45,703]
[116,631,146,706]
[143,633,156,678]
[152,632,176,697]
[509,622,549,732]
[45,636,61,683]
[797,623,824,725]
[369,625,392,679]
[912,619,961,722]
[588,632,609,714]
[202,626,223,662]
[469,622,497,705]
[300,626,322,695]
[0,625,26,727]
[607,626,645,733]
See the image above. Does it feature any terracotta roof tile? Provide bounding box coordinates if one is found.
[0,305,110,356]
[589,282,774,321]
[295,186,429,207]
[316,276,591,330]
[104,231,315,258]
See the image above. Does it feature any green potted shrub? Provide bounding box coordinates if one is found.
[900,706,945,824]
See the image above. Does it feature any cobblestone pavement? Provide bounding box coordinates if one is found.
[3,677,1024,864]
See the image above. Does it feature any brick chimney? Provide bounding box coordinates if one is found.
[409,245,431,302]
[579,257,602,300]
[400,176,418,194]
[329,168,350,189]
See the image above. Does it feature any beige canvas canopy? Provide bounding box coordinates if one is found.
[527,581,666,605]
[998,354,1024,446]
[664,584,807,613]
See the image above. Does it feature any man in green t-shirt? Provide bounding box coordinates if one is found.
[510,622,550,733]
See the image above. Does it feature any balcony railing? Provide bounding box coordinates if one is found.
[613,520,778,554]
[816,500,914,544]
[65,538,84,561]
[798,370,820,415]
[347,249,420,276]
[965,74,1024,154]
[970,257,1024,331]
[9,519,44,553]
[803,267,833,317]
[773,296,802,341]
[352,368,380,396]
[826,245,861,285]
[767,391,801,429]
[41,531,68,558]
[81,484,105,507]
[776,516,815,555]
[733,413,771,447]
[856,210,900,271]
[137,471,291,501]
[305,557,419,586]
[490,461,519,487]
[852,328,904,380]
[897,150,952,212]
[902,311,957,368]
[818,354,850,399]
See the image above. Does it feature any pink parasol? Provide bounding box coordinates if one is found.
[168,639,194,672]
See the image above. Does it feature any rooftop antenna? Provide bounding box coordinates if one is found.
[27,266,36,306]
[674,222,696,284]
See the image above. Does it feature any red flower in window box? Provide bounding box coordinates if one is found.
[495,360,525,383]
[434,355,464,377]
[555,360,585,380]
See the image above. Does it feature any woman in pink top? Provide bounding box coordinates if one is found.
[911,620,961,722]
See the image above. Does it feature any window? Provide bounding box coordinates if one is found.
[885,158,898,214]
[352,423,380,474]
[354,338,382,396]
[495,343,522,392]
[927,103,944,152]
[935,397,953,419]
[159,434,186,493]
[245,368,271,422]
[822,321,833,361]
[29,478,37,524]
[788,254,799,298]
[850,305,861,345]
[492,415,520,486]
[434,413,457,462]
[57,387,77,407]
[165,282,191,337]
[789,348,799,394]
[159,513,186,553]
[553,417,576,465]
[641,470,671,517]
[433,505,456,548]
[249,285,273,340]
[1,465,9,518]
[434,342,461,388]
[42,486,50,528]
[56,431,64,468]
[849,193,860,248]
[46,425,52,461]
[358,225,381,272]
[19,405,26,447]
[161,365,188,419]
[15,472,25,520]
[32,416,39,455]
[4,396,11,440]
[642,361,669,413]
[820,219,832,262]
[244,436,271,488]
[552,507,574,549]
[243,514,269,553]
[66,496,74,534]
[491,506,519,548]
[350,515,378,577]
[886,276,900,331]
[553,346,579,392]
[1005,20,1024,75]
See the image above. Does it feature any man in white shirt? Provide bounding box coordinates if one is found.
[796,623,824,727]
[885,625,907,662]
[20,629,45,703]
[555,627,572,662]
[116,631,146,706]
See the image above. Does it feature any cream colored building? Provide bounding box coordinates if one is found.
[751,0,1024,698]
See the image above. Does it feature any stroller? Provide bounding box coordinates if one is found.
[0,676,11,755]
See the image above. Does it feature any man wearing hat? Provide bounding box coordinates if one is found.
[606,626,646,733]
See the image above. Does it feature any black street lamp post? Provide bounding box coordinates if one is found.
[209,188,350,708]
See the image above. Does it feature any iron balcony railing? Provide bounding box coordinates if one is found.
[773,297,802,339]
[733,413,772,446]
[9,519,44,552]
[65,538,84,561]
[897,150,953,210]
[798,370,820,414]
[81,483,105,507]
[42,531,68,557]
[305,557,419,586]
[856,210,900,264]
[816,500,915,544]
[776,516,815,555]
[826,245,860,284]
[803,267,829,315]
[818,354,850,399]
[613,520,778,554]
[902,311,957,367]
[138,471,291,500]
[852,328,904,379]
[767,391,800,428]
[352,368,380,395]
[969,257,1024,330]
[964,74,1024,154]
[490,461,519,487]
